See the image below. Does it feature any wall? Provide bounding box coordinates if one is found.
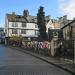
[63,26,70,40]
[6,22,38,37]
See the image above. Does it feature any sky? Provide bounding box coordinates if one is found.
[0,0,75,27]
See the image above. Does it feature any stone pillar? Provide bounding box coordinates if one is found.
[51,40,55,56]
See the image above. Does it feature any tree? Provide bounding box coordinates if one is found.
[37,6,47,41]
[9,36,22,46]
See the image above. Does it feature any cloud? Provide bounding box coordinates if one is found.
[58,0,75,19]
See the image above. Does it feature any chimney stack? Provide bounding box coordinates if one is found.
[23,10,29,17]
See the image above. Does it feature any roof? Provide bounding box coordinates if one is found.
[6,13,50,23]
[6,14,28,23]
[61,19,75,29]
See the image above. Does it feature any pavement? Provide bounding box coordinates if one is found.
[8,46,75,75]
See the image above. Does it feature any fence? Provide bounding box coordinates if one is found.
[62,39,74,60]
[8,38,75,59]
[22,41,51,56]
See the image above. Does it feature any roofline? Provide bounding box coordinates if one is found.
[8,21,37,24]
[61,19,75,29]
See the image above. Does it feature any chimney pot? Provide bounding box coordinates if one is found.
[23,10,29,17]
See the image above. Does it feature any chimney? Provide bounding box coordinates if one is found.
[23,10,29,17]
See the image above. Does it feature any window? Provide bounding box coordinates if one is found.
[35,24,38,28]
[35,30,38,35]
[15,22,18,27]
[12,22,15,27]
[22,23,26,27]
[12,22,18,27]
[21,29,26,34]
[12,29,17,34]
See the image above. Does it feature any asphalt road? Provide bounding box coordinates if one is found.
[0,45,72,75]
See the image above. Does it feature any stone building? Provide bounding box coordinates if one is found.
[58,15,72,28]
[61,19,75,60]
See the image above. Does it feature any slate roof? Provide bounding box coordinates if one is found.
[6,14,28,23]
[61,19,75,29]
[6,13,50,23]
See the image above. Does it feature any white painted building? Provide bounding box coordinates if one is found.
[46,19,54,33]
[5,10,50,40]
[5,22,38,38]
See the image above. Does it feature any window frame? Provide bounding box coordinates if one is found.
[12,29,18,34]
[35,24,38,28]
[12,22,18,27]
[21,29,26,34]
[22,23,26,27]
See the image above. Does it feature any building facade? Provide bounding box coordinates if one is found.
[5,10,50,42]
[62,20,75,41]
[58,15,72,28]
[61,19,75,59]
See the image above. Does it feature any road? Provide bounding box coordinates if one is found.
[0,45,72,75]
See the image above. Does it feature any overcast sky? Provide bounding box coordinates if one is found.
[0,0,75,27]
